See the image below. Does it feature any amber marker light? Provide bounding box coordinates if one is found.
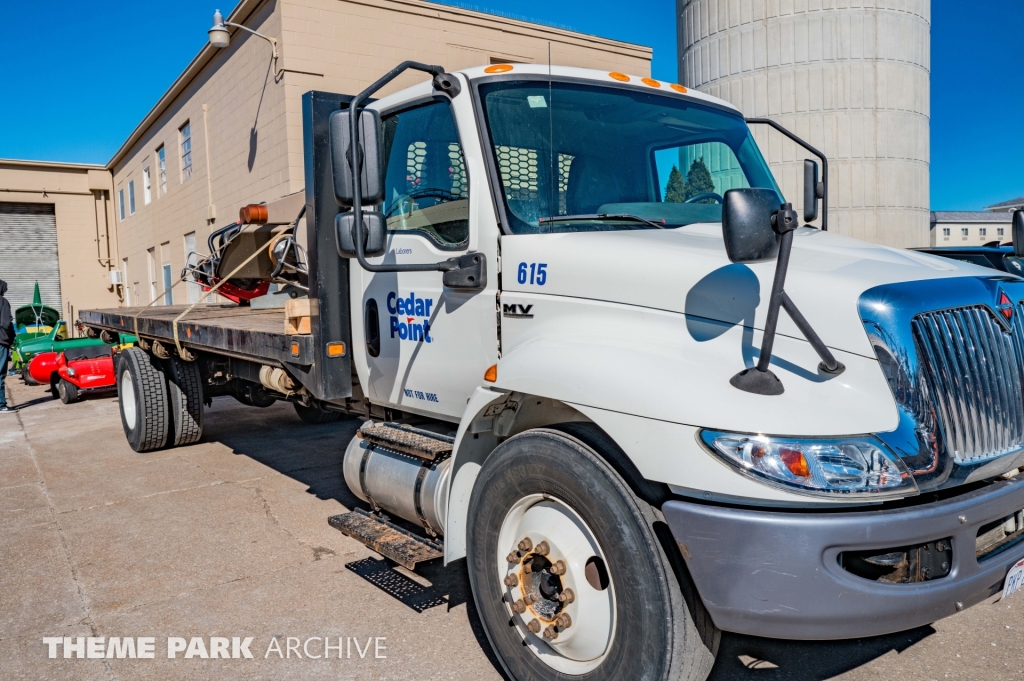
[608,72,630,82]
[485,64,514,73]
[326,342,346,357]
[291,342,300,357]
[642,77,661,88]
[484,364,498,382]
[780,448,811,478]
[670,83,688,94]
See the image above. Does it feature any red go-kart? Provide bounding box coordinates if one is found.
[28,346,116,404]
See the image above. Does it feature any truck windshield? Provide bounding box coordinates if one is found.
[478,79,783,234]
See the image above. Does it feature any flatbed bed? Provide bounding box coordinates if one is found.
[80,305,314,368]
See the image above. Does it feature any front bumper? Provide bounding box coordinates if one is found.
[662,476,1024,640]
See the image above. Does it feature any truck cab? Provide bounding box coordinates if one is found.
[85,63,1024,681]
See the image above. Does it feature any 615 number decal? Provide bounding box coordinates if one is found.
[517,262,548,286]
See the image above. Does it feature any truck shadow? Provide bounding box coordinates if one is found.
[709,626,934,680]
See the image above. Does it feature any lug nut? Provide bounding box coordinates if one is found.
[523,559,534,574]
[543,625,559,640]
[524,592,538,605]
[518,537,534,552]
[503,573,519,587]
[526,618,541,634]
[506,551,521,564]
[534,540,550,556]
[549,560,567,576]
[555,613,572,629]
[511,599,527,614]
[557,588,575,604]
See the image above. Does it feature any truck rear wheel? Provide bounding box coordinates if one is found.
[467,428,718,681]
[293,402,341,424]
[117,348,169,452]
[164,357,203,446]
[57,378,79,404]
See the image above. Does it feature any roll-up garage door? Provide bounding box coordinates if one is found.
[0,202,63,311]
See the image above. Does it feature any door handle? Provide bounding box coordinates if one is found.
[364,299,381,357]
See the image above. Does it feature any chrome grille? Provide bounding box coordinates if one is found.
[912,306,1024,464]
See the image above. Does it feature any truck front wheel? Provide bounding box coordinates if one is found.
[467,428,718,681]
[293,402,341,424]
[116,348,170,452]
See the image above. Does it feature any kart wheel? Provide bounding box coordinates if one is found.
[164,357,203,446]
[117,347,169,452]
[49,374,60,399]
[57,379,79,404]
[21,366,39,386]
[467,428,718,681]
[293,402,341,424]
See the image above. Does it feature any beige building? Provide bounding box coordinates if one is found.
[109,0,651,307]
[1,0,650,314]
[930,211,1013,247]
[0,160,120,325]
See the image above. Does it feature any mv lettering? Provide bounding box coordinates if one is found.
[386,292,434,343]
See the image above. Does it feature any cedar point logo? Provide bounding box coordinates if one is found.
[386,292,434,343]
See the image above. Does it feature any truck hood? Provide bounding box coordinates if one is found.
[502,223,1000,358]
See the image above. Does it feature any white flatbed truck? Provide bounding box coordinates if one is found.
[82,62,1024,681]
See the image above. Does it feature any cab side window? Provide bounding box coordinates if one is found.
[380,100,469,249]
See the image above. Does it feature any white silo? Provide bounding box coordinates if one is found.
[677,0,930,247]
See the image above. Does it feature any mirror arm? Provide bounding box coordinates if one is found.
[730,204,844,396]
[745,118,829,232]
[347,61,466,274]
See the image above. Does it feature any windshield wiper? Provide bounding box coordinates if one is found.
[537,213,666,229]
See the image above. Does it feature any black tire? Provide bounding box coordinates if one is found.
[57,378,79,404]
[164,357,203,446]
[233,382,277,408]
[116,347,169,452]
[293,402,341,424]
[467,428,719,681]
[49,374,60,399]
[21,366,39,386]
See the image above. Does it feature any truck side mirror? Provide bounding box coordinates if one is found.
[336,211,386,258]
[721,188,782,263]
[803,159,823,224]
[329,108,384,207]
[1014,210,1024,258]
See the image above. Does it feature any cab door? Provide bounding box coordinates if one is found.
[350,93,499,420]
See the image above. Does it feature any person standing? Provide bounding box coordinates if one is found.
[0,280,15,413]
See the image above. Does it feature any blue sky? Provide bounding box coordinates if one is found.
[1,1,1019,210]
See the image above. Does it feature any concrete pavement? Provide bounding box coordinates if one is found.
[1,379,1021,680]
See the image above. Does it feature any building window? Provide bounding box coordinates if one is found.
[118,188,126,221]
[122,258,130,306]
[147,248,158,303]
[157,145,168,194]
[143,167,152,204]
[961,228,969,237]
[180,122,193,181]
[942,227,950,237]
[161,242,172,306]
[980,227,987,238]
[998,228,1005,237]
[128,180,136,215]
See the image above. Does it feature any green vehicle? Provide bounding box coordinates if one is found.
[13,283,61,343]
[14,321,136,384]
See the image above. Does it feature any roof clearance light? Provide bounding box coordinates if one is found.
[608,72,630,82]
[641,78,661,88]
[670,83,688,93]
[485,64,514,73]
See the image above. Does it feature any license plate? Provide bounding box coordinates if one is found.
[1003,558,1024,600]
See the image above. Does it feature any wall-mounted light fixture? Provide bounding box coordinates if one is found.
[208,9,278,60]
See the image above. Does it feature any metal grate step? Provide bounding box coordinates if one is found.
[328,509,443,570]
[358,422,454,461]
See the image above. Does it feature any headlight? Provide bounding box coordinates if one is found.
[67,367,76,377]
[699,430,918,499]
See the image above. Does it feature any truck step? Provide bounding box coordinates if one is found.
[328,509,443,570]
[358,422,454,461]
